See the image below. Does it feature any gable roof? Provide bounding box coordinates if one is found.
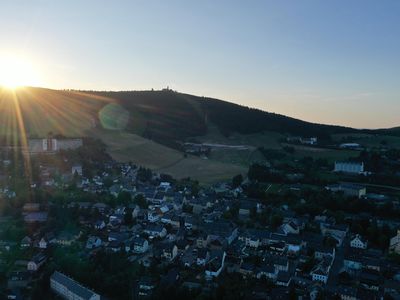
[51,271,99,300]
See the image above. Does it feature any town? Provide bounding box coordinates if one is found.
[1,135,400,300]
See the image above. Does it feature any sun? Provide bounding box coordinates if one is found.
[0,55,41,89]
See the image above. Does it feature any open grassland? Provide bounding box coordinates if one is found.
[90,129,246,184]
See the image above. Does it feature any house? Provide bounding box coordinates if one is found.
[239,229,272,249]
[144,224,167,239]
[276,271,291,287]
[389,229,400,254]
[107,240,122,252]
[155,205,170,215]
[281,221,300,235]
[38,232,56,249]
[7,271,31,289]
[161,213,173,224]
[176,239,190,253]
[301,137,318,145]
[50,271,100,300]
[137,277,156,298]
[205,250,226,278]
[86,236,102,249]
[204,221,238,245]
[196,233,208,248]
[256,263,277,280]
[71,164,83,176]
[24,212,48,223]
[161,243,178,261]
[196,248,210,266]
[314,246,335,260]
[20,236,32,248]
[344,250,363,270]
[56,231,80,246]
[311,267,329,284]
[108,231,129,242]
[335,285,358,300]
[287,240,302,255]
[22,202,40,212]
[269,241,286,253]
[320,223,348,246]
[160,268,180,289]
[269,255,289,272]
[94,220,106,230]
[238,200,257,217]
[184,216,199,230]
[151,192,167,205]
[109,214,123,227]
[181,249,196,267]
[359,270,381,291]
[326,182,367,198]
[169,215,181,228]
[131,237,149,254]
[189,198,207,214]
[109,184,122,197]
[147,211,160,223]
[239,262,255,278]
[27,253,47,271]
[92,202,109,213]
[350,234,368,249]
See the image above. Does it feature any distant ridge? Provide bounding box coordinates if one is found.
[0,87,398,148]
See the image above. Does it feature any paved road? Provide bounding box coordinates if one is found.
[327,236,349,288]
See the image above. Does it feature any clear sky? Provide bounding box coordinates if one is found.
[1,0,399,129]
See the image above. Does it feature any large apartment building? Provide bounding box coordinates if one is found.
[50,271,100,300]
[27,137,83,154]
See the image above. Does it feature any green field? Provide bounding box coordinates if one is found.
[90,128,247,184]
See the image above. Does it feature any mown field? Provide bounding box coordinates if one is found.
[90,129,247,184]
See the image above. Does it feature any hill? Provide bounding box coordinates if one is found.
[0,86,398,183]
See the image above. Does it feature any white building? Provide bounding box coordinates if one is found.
[50,271,100,300]
[132,237,149,254]
[390,230,400,254]
[350,234,368,249]
[28,138,83,154]
[334,161,364,174]
[311,269,328,284]
[86,236,102,249]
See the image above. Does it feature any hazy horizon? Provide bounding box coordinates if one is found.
[1,1,399,128]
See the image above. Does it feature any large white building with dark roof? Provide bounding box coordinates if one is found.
[50,271,100,300]
[334,161,364,174]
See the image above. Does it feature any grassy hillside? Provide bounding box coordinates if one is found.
[90,128,246,184]
[0,86,397,183]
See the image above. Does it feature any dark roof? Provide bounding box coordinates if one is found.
[50,271,99,300]
[276,271,291,283]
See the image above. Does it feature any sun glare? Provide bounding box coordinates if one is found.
[0,55,41,89]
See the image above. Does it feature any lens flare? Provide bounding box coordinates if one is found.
[0,55,41,89]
